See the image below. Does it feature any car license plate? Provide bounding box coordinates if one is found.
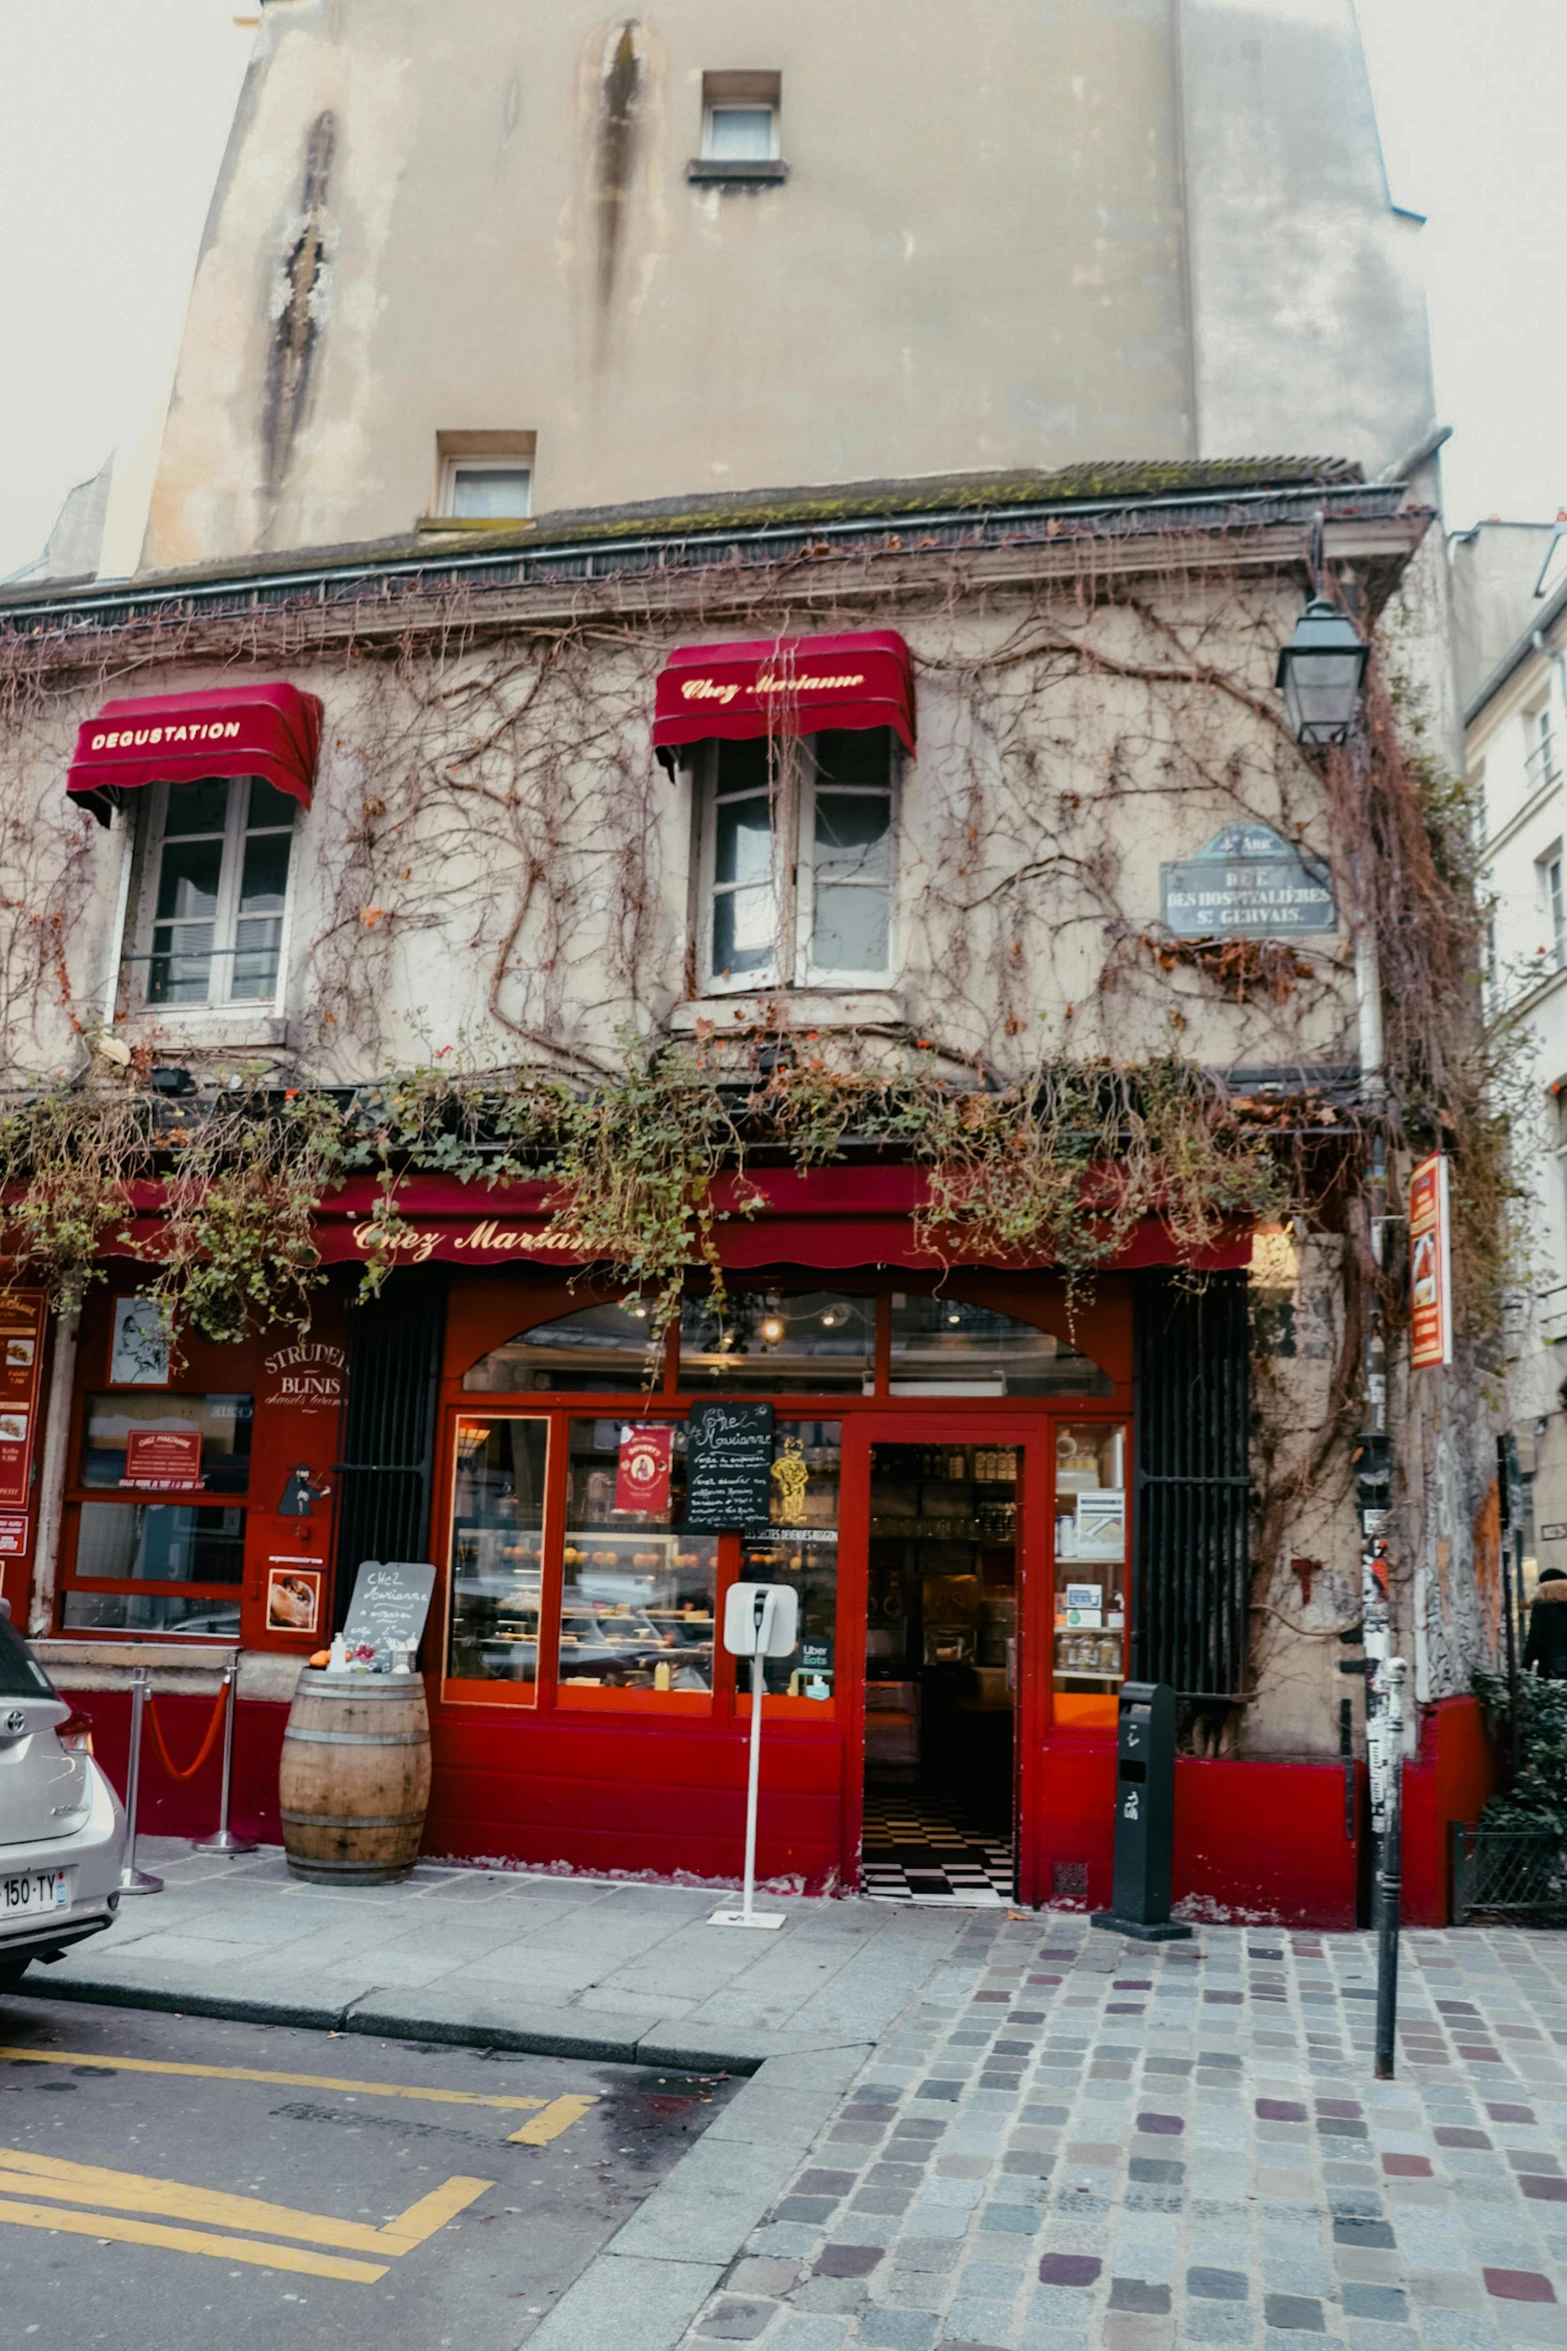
[1,1867,75,1914]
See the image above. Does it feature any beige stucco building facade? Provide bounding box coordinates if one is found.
[141,0,1438,572]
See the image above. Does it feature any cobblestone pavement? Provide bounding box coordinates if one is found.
[677,1916,1567,2351]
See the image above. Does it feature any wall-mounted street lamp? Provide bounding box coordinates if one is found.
[1274,596,1370,747]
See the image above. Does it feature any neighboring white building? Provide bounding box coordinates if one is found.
[1456,519,1567,1584]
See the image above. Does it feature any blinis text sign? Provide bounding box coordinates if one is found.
[1409,1152,1453,1370]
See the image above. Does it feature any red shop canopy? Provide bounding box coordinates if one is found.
[653,631,915,769]
[66,682,324,828]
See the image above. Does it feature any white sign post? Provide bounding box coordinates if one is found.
[709,1582,799,1931]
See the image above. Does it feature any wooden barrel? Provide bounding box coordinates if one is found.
[279,1669,432,1884]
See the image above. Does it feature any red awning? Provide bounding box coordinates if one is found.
[653,631,915,768]
[107,1171,1252,1276]
[66,683,324,828]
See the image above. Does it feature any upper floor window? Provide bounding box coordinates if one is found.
[443,460,532,520]
[705,103,776,161]
[131,776,295,1010]
[1545,848,1567,969]
[700,728,896,991]
[1527,702,1561,794]
[690,70,785,184]
[432,430,536,524]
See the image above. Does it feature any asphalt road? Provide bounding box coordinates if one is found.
[0,1991,740,2349]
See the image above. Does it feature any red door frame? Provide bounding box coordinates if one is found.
[837,1411,1072,1906]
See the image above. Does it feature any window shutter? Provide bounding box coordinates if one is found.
[1132,1270,1250,1699]
[332,1266,448,1628]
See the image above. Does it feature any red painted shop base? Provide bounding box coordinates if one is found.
[61,1686,1496,1931]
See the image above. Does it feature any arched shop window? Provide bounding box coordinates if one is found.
[463,1299,662,1391]
[680,1292,875,1393]
[888,1296,1111,1397]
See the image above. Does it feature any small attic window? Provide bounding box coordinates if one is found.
[690,71,786,186]
[430,430,536,526]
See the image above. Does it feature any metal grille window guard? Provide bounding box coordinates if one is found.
[332,1266,449,1636]
[1132,1270,1250,1700]
[1450,1822,1566,1923]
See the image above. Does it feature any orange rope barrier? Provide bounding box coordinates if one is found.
[144,1680,231,1784]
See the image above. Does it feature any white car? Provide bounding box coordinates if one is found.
[0,1604,125,1991]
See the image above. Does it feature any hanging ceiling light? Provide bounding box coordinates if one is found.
[1274,597,1369,747]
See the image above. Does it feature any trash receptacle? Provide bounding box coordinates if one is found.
[1091,1680,1191,1941]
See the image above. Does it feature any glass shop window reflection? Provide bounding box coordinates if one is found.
[447,1417,548,1693]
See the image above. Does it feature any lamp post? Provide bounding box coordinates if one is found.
[1278,576,1400,2052]
[1274,598,1371,747]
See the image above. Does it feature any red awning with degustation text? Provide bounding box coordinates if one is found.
[66,682,324,828]
[652,631,915,770]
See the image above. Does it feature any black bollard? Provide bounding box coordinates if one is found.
[1091,1681,1192,1942]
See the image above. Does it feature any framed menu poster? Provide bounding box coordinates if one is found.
[0,1294,45,1511]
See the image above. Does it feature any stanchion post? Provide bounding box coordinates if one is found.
[117,1666,163,1896]
[194,1655,259,1855]
[1374,1654,1407,2080]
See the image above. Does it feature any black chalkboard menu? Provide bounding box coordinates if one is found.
[343,1559,437,1658]
[684,1401,775,1531]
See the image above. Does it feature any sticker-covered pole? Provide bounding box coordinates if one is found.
[1374,1655,1407,2078]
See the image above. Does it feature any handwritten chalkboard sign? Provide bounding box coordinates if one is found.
[685,1402,775,1532]
[343,1559,436,1659]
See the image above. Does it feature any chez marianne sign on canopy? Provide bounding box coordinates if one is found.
[652,631,916,770]
[65,682,324,827]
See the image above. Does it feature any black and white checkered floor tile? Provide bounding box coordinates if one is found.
[860,1795,1014,1906]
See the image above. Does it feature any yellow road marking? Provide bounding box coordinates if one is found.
[0,2044,598,2135]
[0,2195,388,2283]
[508,2093,601,2146]
[372,2173,494,2251]
[0,2146,491,2254]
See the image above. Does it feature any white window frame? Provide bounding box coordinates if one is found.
[1545,848,1567,969]
[701,100,779,161]
[439,456,533,520]
[694,733,899,995]
[1527,700,1561,794]
[126,776,296,1016]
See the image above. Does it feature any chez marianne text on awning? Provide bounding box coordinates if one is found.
[652,630,916,768]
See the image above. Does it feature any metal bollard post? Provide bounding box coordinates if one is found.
[194,1656,259,1855]
[117,1667,164,1896]
[1373,1654,1407,2080]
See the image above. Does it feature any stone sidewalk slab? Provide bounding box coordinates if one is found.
[24,1837,974,2070]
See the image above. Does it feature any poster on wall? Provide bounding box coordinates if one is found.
[1409,1152,1453,1369]
[266,1564,322,1635]
[0,1293,44,1514]
[122,1428,204,1488]
[110,1296,171,1385]
[614,1424,674,1515]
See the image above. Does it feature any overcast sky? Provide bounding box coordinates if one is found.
[0,0,1561,579]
